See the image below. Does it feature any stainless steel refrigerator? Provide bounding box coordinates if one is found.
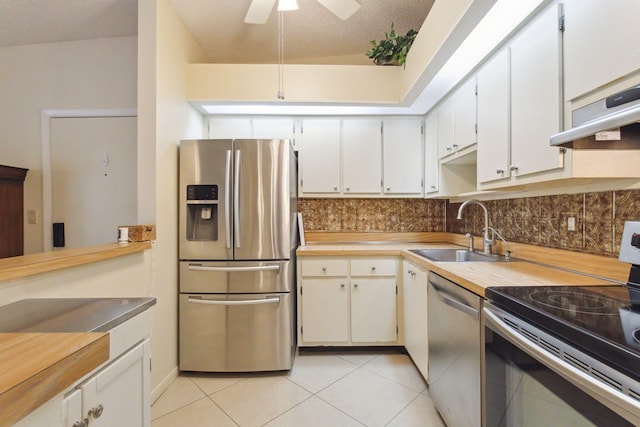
[178,139,297,372]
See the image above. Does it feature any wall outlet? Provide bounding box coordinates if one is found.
[567,216,576,231]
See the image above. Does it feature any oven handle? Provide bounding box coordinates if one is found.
[188,264,280,272]
[188,296,280,306]
[430,281,478,319]
[483,306,640,424]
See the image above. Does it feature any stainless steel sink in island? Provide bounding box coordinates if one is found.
[0,297,156,427]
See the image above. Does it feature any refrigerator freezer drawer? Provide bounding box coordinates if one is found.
[179,260,292,293]
[179,293,293,372]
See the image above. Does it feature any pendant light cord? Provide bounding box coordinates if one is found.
[278,11,285,100]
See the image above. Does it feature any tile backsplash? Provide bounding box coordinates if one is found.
[298,189,640,257]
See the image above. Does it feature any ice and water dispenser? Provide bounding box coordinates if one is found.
[186,184,218,241]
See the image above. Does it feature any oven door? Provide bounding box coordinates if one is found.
[483,303,640,427]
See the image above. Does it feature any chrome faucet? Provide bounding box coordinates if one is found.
[457,200,492,255]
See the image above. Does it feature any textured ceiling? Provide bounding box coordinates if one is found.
[170,0,434,65]
[1,0,434,66]
[0,0,138,46]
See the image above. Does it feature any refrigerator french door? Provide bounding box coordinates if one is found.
[178,139,297,372]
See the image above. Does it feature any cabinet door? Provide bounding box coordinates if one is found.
[564,0,640,101]
[477,48,511,184]
[438,98,455,158]
[301,279,349,343]
[453,76,477,152]
[252,118,296,149]
[79,339,151,427]
[208,118,252,139]
[300,119,341,195]
[402,261,428,379]
[510,4,563,177]
[424,112,439,195]
[63,389,83,427]
[342,119,382,194]
[382,119,423,195]
[351,278,397,343]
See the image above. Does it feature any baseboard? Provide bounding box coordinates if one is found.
[151,366,179,404]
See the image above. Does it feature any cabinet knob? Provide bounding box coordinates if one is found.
[371,266,376,271]
[510,164,519,171]
[407,269,413,274]
[446,146,452,152]
[73,419,89,427]
[430,185,436,190]
[333,186,338,191]
[452,144,459,150]
[496,168,504,174]
[386,187,391,191]
[340,283,345,288]
[88,404,104,419]
[345,187,350,192]
[354,283,358,288]
[321,267,327,272]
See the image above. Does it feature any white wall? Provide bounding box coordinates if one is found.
[0,36,137,254]
[138,0,209,400]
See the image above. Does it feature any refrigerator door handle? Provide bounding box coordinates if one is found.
[225,149,232,249]
[187,296,281,306]
[234,149,241,248]
[188,264,281,272]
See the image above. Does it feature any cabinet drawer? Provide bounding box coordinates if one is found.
[301,259,349,277]
[350,258,397,277]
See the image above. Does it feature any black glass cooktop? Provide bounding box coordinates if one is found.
[486,285,640,382]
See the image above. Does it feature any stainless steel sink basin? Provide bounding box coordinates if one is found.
[410,248,507,262]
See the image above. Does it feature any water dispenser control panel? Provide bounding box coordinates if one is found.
[187,185,218,201]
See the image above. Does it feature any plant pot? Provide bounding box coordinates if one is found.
[374,56,399,66]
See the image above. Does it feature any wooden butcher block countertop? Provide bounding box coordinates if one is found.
[0,333,109,427]
[297,232,627,297]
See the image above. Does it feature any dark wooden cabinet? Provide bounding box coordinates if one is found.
[0,165,28,258]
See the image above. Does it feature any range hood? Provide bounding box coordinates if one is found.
[550,85,640,149]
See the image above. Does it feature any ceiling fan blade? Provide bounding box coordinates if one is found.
[316,0,361,20]
[244,0,277,24]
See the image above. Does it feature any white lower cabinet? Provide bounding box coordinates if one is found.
[298,257,399,346]
[16,312,152,427]
[351,278,397,342]
[72,339,151,427]
[402,260,428,380]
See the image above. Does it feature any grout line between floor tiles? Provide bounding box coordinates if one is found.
[151,395,212,423]
[205,394,241,427]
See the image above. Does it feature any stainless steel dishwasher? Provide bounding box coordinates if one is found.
[428,272,482,427]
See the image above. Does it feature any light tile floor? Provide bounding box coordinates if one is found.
[151,348,446,427]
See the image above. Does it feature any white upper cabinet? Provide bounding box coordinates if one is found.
[452,76,477,153]
[437,97,455,159]
[438,78,477,160]
[252,117,296,148]
[477,48,511,185]
[563,0,640,102]
[382,118,423,195]
[424,111,439,194]
[510,3,564,178]
[208,118,252,139]
[299,119,342,194]
[342,119,382,194]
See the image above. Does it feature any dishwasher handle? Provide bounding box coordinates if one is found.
[429,281,479,319]
[188,296,280,306]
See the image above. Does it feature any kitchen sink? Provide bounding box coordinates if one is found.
[410,248,507,262]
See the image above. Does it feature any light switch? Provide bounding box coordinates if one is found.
[567,216,576,231]
[27,209,37,224]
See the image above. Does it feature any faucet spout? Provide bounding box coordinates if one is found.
[457,200,492,255]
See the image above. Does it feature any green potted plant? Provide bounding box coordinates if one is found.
[365,24,418,67]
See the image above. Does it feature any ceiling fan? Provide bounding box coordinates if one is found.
[244,0,361,24]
